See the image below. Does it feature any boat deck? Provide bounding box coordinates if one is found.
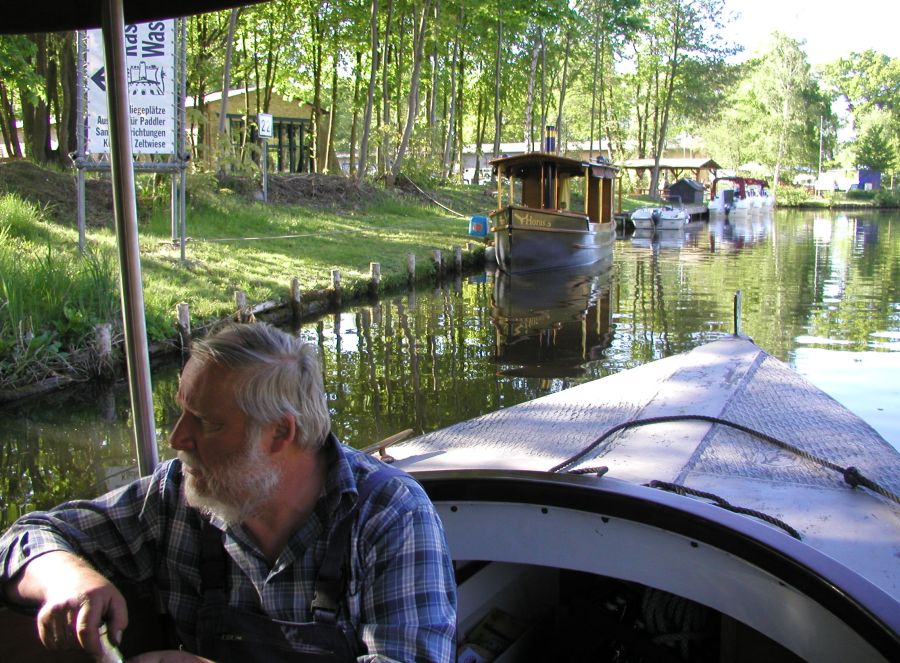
[390,336,900,600]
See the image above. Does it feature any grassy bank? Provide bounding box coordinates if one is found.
[0,171,498,393]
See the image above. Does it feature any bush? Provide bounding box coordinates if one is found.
[873,188,900,207]
[846,189,876,201]
[774,186,809,206]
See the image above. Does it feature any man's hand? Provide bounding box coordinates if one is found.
[6,550,128,657]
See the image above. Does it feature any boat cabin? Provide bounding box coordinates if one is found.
[491,152,618,225]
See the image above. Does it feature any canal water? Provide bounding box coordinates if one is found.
[1,208,897,529]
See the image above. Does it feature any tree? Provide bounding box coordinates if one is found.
[0,35,42,158]
[855,120,897,174]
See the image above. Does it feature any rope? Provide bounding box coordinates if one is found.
[647,480,803,540]
[399,174,468,218]
[548,414,900,506]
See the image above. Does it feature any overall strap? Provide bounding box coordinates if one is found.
[199,518,228,598]
[310,464,410,623]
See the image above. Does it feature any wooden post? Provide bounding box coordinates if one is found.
[234,290,253,323]
[433,250,443,278]
[369,262,381,296]
[95,323,114,379]
[407,253,416,283]
[176,302,191,357]
[290,277,303,323]
[453,246,463,273]
[331,269,342,307]
[733,290,743,337]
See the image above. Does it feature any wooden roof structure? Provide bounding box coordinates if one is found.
[617,158,722,181]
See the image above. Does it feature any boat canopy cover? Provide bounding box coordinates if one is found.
[0,0,267,34]
[491,153,586,179]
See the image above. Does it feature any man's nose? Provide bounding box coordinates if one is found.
[169,412,195,451]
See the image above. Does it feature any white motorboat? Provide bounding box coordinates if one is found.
[630,205,690,230]
[382,336,899,662]
[708,177,756,218]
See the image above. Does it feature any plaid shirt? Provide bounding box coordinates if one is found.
[0,436,456,662]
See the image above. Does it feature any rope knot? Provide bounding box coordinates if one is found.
[843,466,863,488]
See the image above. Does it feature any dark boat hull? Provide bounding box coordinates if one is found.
[491,206,615,274]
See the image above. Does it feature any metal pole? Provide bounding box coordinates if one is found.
[262,138,268,202]
[76,31,86,255]
[101,0,159,475]
[179,18,187,263]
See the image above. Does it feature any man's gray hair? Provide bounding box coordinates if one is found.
[191,322,331,450]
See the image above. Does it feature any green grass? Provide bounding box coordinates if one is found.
[0,174,490,389]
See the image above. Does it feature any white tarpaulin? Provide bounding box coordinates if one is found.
[87,20,175,154]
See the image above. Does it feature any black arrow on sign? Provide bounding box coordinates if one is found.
[90,67,106,92]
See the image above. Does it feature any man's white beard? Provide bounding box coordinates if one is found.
[179,426,281,527]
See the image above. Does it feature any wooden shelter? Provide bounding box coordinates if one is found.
[618,158,722,190]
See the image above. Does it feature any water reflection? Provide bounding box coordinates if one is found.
[490,260,614,378]
[1,210,898,529]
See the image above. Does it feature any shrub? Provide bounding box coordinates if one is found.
[774,186,809,206]
[845,189,876,201]
[873,188,900,207]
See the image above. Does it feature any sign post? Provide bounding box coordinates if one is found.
[258,112,273,203]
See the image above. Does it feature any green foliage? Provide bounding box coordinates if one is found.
[774,186,811,206]
[855,122,897,174]
[845,189,876,201]
[873,188,900,207]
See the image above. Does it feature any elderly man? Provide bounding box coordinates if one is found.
[0,323,457,662]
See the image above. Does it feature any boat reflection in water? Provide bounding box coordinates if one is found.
[709,214,772,250]
[490,258,614,378]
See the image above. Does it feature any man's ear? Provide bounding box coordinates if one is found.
[267,414,297,454]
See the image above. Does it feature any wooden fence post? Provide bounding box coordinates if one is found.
[290,277,303,323]
[407,253,416,284]
[454,245,463,273]
[331,269,342,307]
[176,302,191,357]
[432,250,443,278]
[94,323,114,379]
[369,262,381,296]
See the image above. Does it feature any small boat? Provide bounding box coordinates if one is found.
[489,128,618,274]
[630,205,690,230]
[383,335,900,662]
[709,176,757,218]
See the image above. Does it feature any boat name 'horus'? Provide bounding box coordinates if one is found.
[513,212,551,228]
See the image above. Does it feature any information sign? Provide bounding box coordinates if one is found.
[86,20,176,154]
[258,113,274,139]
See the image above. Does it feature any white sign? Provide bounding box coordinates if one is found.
[258,113,273,138]
[87,20,176,154]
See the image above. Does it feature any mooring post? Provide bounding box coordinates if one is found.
[433,250,443,278]
[94,323,114,379]
[234,290,252,323]
[176,302,191,357]
[453,246,462,273]
[733,290,743,336]
[407,253,416,284]
[369,262,381,296]
[331,269,342,307]
[290,277,302,322]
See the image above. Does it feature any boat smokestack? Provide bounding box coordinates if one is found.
[545,125,557,153]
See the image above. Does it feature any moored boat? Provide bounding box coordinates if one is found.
[709,176,757,218]
[631,205,690,230]
[490,129,618,274]
[382,335,900,662]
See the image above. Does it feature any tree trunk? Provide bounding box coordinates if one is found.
[388,0,433,186]
[217,8,239,174]
[55,32,77,164]
[492,11,502,159]
[349,50,363,177]
[523,30,540,151]
[0,83,22,157]
[357,0,379,181]
[441,26,459,177]
[379,0,395,175]
[555,31,571,153]
[20,33,50,163]
[325,52,339,175]
[649,9,683,198]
